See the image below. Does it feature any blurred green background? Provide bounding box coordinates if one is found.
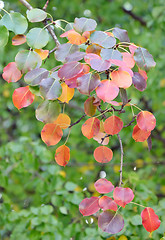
[0,0,165,239]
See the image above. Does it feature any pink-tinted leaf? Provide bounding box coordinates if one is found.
[113,187,134,208]
[110,59,127,68]
[118,67,133,77]
[84,53,101,65]
[112,27,130,42]
[98,210,124,234]
[141,207,161,232]
[129,44,138,55]
[137,111,156,131]
[12,86,35,110]
[90,31,116,48]
[2,62,22,83]
[132,72,147,91]
[134,47,156,71]
[77,73,100,95]
[96,80,119,102]
[94,178,114,194]
[90,59,111,72]
[58,61,83,80]
[122,52,135,68]
[111,70,132,89]
[74,17,97,33]
[79,197,100,216]
[55,43,79,63]
[100,48,122,61]
[138,68,148,80]
[132,124,151,142]
[99,196,118,211]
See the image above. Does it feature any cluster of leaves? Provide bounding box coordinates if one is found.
[79,178,160,234]
[0,4,161,236]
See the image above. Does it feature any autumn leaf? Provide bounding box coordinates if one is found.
[55,145,70,166]
[12,86,35,109]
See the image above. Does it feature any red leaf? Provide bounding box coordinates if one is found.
[96,80,119,102]
[141,207,161,232]
[104,116,123,135]
[99,196,118,211]
[113,187,134,208]
[98,210,124,234]
[137,111,156,131]
[132,124,151,142]
[77,73,101,95]
[94,178,114,193]
[12,86,35,109]
[81,117,100,139]
[41,123,63,146]
[94,146,113,163]
[2,62,22,83]
[55,145,70,166]
[79,197,100,216]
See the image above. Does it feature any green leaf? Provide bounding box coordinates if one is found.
[26,28,49,49]
[41,205,53,215]
[0,25,9,47]
[0,12,28,34]
[134,47,156,71]
[131,215,142,225]
[35,100,61,123]
[24,68,49,86]
[15,50,42,74]
[27,8,47,22]
[40,77,62,100]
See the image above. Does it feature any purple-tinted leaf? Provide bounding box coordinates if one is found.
[79,197,100,216]
[65,77,77,88]
[134,47,156,71]
[90,31,116,48]
[147,135,152,151]
[90,59,111,72]
[24,68,49,86]
[100,48,122,61]
[50,71,61,80]
[112,27,130,43]
[73,17,97,33]
[77,73,100,95]
[132,72,147,91]
[40,78,62,100]
[94,178,114,194]
[58,61,83,80]
[65,51,86,62]
[55,43,79,63]
[98,210,124,234]
[35,100,61,123]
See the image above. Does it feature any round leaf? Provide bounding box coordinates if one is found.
[12,34,26,46]
[94,146,113,163]
[55,43,79,63]
[79,197,100,216]
[41,123,63,146]
[54,113,71,129]
[90,59,111,72]
[132,124,151,142]
[141,207,161,232]
[26,28,49,49]
[134,47,156,71]
[24,68,49,86]
[55,145,70,166]
[113,187,134,208]
[98,210,124,234]
[40,78,62,100]
[73,17,97,33]
[58,83,74,103]
[111,70,132,89]
[137,111,156,131]
[94,178,114,193]
[84,97,97,116]
[132,72,147,91]
[99,196,118,211]
[104,116,123,135]
[77,73,101,95]
[2,62,22,83]
[90,31,116,48]
[27,8,47,22]
[58,61,83,80]
[0,25,9,47]
[81,117,100,139]
[96,80,119,102]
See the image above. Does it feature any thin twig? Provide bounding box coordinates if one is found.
[123,115,136,128]
[43,0,50,11]
[19,0,60,47]
[117,133,124,187]
[122,7,146,26]
[68,114,86,128]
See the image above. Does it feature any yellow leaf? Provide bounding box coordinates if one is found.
[54,113,71,129]
[34,49,49,60]
[58,83,74,103]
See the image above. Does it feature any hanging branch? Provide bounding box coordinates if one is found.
[117,133,124,187]
[68,114,86,128]
[19,0,60,47]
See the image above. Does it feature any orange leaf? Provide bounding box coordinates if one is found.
[132,124,151,142]
[55,145,70,166]
[2,62,22,83]
[12,34,26,46]
[104,116,123,135]
[137,111,156,131]
[34,49,49,60]
[58,83,74,103]
[68,30,87,45]
[41,123,63,146]
[12,86,35,109]
[54,113,71,129]
[86,44,102,55]
[94,146,113,163]
[111,70,132,89]
[81,117,100,139]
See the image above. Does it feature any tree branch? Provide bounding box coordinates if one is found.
[69,114,86,128]
[122,7,146,27]
[117,133,124,187]
[43,0,50,11]
[19,0,60,47]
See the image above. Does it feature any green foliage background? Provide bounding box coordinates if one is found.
[0,0,165,239]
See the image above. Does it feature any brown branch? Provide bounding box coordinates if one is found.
[117,133,124,187]
[123,115,136,128]
[19,0,60,47]
[68,114,86,128]
[43,0,50,11]
[122,7,146,27]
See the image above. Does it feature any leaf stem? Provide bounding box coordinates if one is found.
[117,133,124,187]
[130,202,146,208]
